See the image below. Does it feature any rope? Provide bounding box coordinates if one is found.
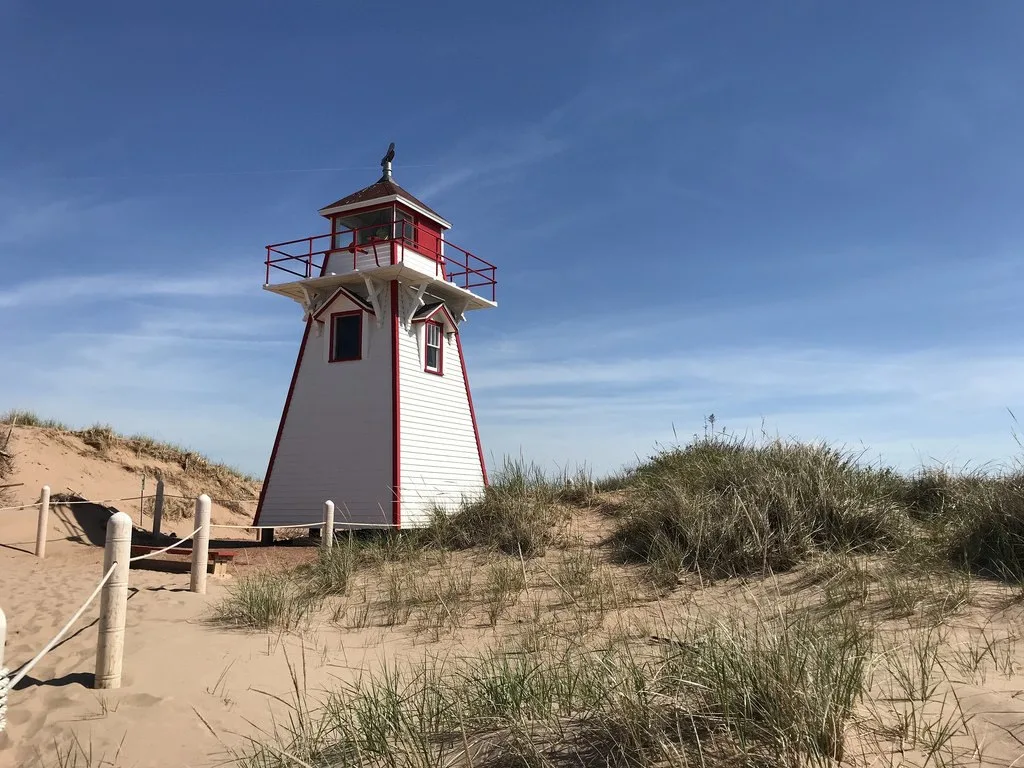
[0,496,145,511]
[0,502,41,512]
[210,521,325,530]
[210,520,399,530]
[128,527,203,562]
[0,667,7,734]
[0,495,259,512]
[7,562,118,690]
[167,497,258,504]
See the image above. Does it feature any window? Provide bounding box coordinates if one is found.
[424,321,443,374]
[395,209,416,242]
[330,312,362,362]
[332,217,353,250]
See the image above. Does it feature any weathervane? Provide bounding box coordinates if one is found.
[381,142,395,180]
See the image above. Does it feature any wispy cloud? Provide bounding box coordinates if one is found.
[466,267,1024,476]
[0,186,141,247]
[0,270,255,309]
[416,133,564,200]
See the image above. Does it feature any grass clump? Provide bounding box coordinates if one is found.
[1,409,260,514]
[237,606,871,768]
[297,541,360,598]
[211,571,320,631]
[0,409,71,430]
[422,458,569,556]
[614,432,912,583]
[940,469,1024,581]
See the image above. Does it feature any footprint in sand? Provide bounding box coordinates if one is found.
[121,692,165,707]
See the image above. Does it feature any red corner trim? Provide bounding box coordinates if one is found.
[455,332,488,486]
[390,280,402,527]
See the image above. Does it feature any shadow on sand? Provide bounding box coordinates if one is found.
[50,496,121,547]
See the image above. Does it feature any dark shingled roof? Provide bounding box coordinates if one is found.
[319,177,447,222]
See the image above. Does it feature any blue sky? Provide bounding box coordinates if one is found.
[2,1,1024,478]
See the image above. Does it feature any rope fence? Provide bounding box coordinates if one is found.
[1,489,408,734]
[0,495,259,513]
[0,561,118,733]
[6,563,118,691]
[128,526,203,563]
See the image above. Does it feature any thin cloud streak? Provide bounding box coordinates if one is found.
[0,270,254,309]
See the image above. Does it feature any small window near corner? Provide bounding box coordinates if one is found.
[425,321,443,375]
[395,210,416,243]
[330,312,362,362]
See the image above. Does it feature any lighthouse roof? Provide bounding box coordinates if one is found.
[318,177,451,230]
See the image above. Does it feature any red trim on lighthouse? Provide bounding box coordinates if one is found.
[253,319,312,526]
[455,332,489,486]
[390,280,402,527]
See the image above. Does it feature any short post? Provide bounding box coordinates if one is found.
[0,605,7,671]
[260,528,274,546]
[190,495,211,594]
[323,500,335,551]
[0,605,7,735]
[138,475,146,528]
[152,478,165,537]
[95,511,132,689]
[35,485,51,558]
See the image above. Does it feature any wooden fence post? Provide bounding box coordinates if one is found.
[35,485,50,559]
[323,500,335,550]
[152,479,165,537]
[95,511,132,689]
[190,495,211,594]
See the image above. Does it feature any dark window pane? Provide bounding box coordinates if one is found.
[426,346,439,371]
[332,314,361,361]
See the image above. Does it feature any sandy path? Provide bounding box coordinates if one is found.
[0,531,415,768]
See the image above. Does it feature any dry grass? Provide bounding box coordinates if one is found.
[21,413,1024,767]
[0,409,261,514]
[419,458,575,556]
[235,603,874,768]
[609,428,1024,589]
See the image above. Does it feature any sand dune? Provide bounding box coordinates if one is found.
[3,424,1024,767]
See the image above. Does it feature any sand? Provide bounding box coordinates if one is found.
[0,427,415,767]
[4,426,1024,767]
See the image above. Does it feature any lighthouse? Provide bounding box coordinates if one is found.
[253,145,496,532]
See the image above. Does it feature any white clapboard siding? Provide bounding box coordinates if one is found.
[398,320,485,527]
[323,244,392,274]
[258,291,394,527]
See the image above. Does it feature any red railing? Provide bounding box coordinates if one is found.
[264,220,497,302]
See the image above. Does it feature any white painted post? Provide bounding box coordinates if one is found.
[34,485,50,559]
[323,500,335,551]
[190,495,211,594]
[95,511,132,689]
[0,605,6,735]
[152,479,165,536]
[0,605,6,671]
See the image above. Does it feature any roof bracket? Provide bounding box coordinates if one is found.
[403,283,429,326]
[299,284,321,321]
[362,276,387,328]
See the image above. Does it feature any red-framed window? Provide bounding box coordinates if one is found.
[395,208,416,243]
[424,321,443,375]
[331,205,418,248]
[329,311,362,362]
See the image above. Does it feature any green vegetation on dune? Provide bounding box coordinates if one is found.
[206,421,1024,768]
[613,430,1024,585]
[236,607,871,768]
[0,409,261,514]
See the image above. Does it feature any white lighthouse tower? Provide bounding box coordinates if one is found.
[253,145,496,533]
